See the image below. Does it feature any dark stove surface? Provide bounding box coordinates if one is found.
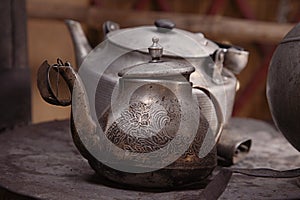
[0,118,299,199]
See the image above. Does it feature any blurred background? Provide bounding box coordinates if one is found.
[27,0,300,123]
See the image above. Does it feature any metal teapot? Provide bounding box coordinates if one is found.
[37,19,248,188]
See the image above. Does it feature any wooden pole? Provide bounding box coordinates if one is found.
[0,0,12,70]
[27,1,295,44]
[12,0,28,69]
[0,0,31,130]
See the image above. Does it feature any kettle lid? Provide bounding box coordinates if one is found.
[107,19,217,58]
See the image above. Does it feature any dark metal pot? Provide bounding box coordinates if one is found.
[267,23,300,151]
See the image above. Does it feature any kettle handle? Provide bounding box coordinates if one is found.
[103,21,120,36]
[192,86,224,142]
[37,59,73,106]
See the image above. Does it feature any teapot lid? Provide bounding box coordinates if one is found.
[118,37,195,78]
[107,19,217,58]
[119,60,195,79]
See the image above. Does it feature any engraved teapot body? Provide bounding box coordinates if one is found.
[37,37,224,188]
[36,19,250,188]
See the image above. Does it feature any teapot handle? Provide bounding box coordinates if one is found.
[37,59,75,106]
[192,86,224,142]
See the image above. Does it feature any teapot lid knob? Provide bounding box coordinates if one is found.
[148,37,163,62]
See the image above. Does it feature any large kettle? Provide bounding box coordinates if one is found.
[37,19,248,188]
[66,19,248,125]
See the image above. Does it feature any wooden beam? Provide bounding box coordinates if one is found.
[27,1,295,44]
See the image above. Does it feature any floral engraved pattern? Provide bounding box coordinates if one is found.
[106,99,181,153]
[119,102,170,138]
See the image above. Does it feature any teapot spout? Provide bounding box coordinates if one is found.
[65,20,92,68]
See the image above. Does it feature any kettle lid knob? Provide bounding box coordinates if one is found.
[154,19,175,30]
[148,37,163,62]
